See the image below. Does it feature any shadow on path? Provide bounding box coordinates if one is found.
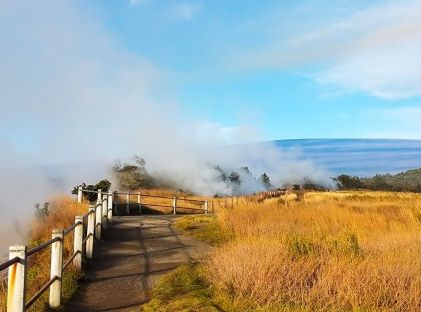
[65,215,209,312]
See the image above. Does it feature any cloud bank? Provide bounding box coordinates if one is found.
[240,0,421,100]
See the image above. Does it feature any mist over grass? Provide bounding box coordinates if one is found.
[0,1,331,253]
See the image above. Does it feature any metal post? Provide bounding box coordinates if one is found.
[107,192,113,223]
[97,189,102,201]
[7,245,27,312]
[137,194,141,215]
[86,206,95,259]
[126,193,130,214]
[172,196,177,215]
[102,195,108,230]
[204,200,208,214]
[49,229,63,308]
[73,216,83,269]
[95,199,102,240]
[77,186,83,204]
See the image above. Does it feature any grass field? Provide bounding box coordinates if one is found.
[143,191,421,312]
[2,190,420,311]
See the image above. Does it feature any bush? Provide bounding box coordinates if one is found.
[71,179,111,203]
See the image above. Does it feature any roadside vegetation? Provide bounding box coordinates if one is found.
[143,191,421,312]
[334,168,421,192]
[1,196,89,312]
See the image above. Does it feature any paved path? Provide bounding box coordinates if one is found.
[65,215,210,312]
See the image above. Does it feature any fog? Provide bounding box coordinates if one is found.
[0,0,331,254]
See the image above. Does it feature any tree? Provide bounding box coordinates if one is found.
[113,156,156,190]
[259,173,272,190]
[72,179,112,203]
[333,174,365,190]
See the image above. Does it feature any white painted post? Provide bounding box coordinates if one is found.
[107,192,113,223]
[137,194,141,215]
[204,200,208,214]
[77,186,83,204]
[86,205,95,259]
[126,193,130,214]
[173,196,177,215]
[95,199,102,240]
[7,245,27,312]
[73,216,83,269]
[102,195,108,230]
[97,188,102,201]
[49,229,63,308]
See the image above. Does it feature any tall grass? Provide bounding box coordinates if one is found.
[0,196,87,312]
[206,191,421,311]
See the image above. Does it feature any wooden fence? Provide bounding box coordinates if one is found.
[0,187,208,312]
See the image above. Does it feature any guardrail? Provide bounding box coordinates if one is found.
[0,189,113,312]
[1,187,209,311]
[107,190,208,215]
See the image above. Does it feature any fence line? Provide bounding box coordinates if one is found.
[1,186,209,311]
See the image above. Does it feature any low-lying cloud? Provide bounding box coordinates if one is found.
[0,0,331,253]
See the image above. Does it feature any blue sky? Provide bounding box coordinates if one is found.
[1,0,421,165]
[77,0,421,140]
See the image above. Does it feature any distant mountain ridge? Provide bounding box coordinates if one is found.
[273,138,421,176]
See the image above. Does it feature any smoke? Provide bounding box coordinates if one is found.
[0,1,331,254]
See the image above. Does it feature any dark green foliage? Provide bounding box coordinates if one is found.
[333,168,421,192]
[333,174,365,189]
[302,181,328,191]
[259,173,272,190]
[72,179,112,203]
[227,171,241,184]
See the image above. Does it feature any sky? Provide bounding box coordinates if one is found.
[2,0,421,165]
[82,0,421,140]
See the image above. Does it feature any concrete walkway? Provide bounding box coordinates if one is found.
[65,215,209,312]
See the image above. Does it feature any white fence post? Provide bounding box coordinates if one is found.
[97,189,102,201]
[95,199,102,240]
[173,196,177,215]
[73,216,83,269]
[77,186,83,204]
[137,194,141,215]
[126,193,130,214]
[204,200,208,214]
[102,195,108,230]
[7,245,27,312]
[86,205,95,259]
[107,192,113,223]
[49,229,63,308]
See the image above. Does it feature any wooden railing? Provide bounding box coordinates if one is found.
[1,187,208,311]
[0,190,113,312]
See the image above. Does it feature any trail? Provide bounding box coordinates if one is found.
[65,215,210,312]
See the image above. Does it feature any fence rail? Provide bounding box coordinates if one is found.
[1,186,209,311]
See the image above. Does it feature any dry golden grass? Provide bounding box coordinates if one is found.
[0,196,88,312]
[205,191,421,311]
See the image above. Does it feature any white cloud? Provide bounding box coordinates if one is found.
[168,3,202,22]
[241,0,421,100]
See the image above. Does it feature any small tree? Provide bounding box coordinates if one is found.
[259,173,272,190]
[72,179,112,203]
[113,156,156,190]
